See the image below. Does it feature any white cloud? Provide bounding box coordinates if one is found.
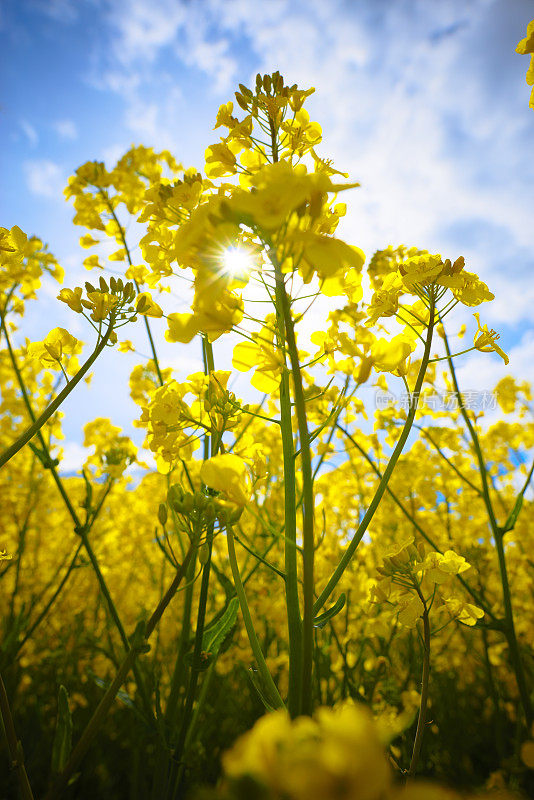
[53,118,78,140]
[85,0,533,361]
[93,0,533,257]
[34,0,78,23]
[100,142,131,167]
[106,0,187,65]
[20,120,38,147]
[58,441,86,474]
[23,159,66,198]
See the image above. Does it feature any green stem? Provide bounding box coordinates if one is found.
[226,524,285,711]
[149,552,197,800]
[267,117,302,717]
[443,329,533,728]
[163,554,198,727]
[45,544,195,800]
[0,317,153,720]
[407,595,431,777]
[17,542,83,653]
[101,191,165,386]
[274,263,315,716]
[166,530,213,800]
[166,337,217,799]
[314,295,436,614]
[337,425,495,619]
[495,529,532,727]
[273,262,302,718]
[0,318,113,469]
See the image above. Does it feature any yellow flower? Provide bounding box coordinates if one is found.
[232,320,285,393]
[58,287,84,313]
[366,274,403,326]
[165,291,244,345]
[214,101,237,129]
[494,375,531,414]
[370,335,414,374]
[400,253,444,287]
[165,312,200,344]
[438,270,494,306]
[397,594,425,628]
[288,86,315,112]
[286,231,365,284]
[205,141,241,178]
[473,313,509,365]
[200,454,250,506]
[27,327,82,369]
[81,290,119,322]
[222,704,391,800]
[79,234,100,248]
[136,292,163,318]
[83,254,103,270]
[422,550,471,584]
[520,723,534,769]
[516,19,534,108]
[229,161,358,232]
[441,597,484,626]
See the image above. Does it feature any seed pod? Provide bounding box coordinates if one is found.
[158,503,168,526]
[198,541,210,566]
[235,92,249,112]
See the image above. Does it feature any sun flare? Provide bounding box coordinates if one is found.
[221,246,254,278]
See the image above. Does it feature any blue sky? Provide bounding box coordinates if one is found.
[2,0,534,470]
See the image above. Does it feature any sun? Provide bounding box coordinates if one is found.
[221,246,254,278]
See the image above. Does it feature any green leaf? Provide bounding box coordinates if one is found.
[203,597,239,657]
[185,598,240,672]
[313,593,346,629]
[245,666,277,713]
[51,685,72,774]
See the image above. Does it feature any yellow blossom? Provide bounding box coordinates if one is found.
[58,287,84,313]
[136,292,163,318]
[27,327,82,369]
[200,454,250,506]
[473,313,509,364]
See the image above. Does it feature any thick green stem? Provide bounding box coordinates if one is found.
[273,262,302,717]
[267,117,302,716]
[314,297,436,614]
[276,268,315,716]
